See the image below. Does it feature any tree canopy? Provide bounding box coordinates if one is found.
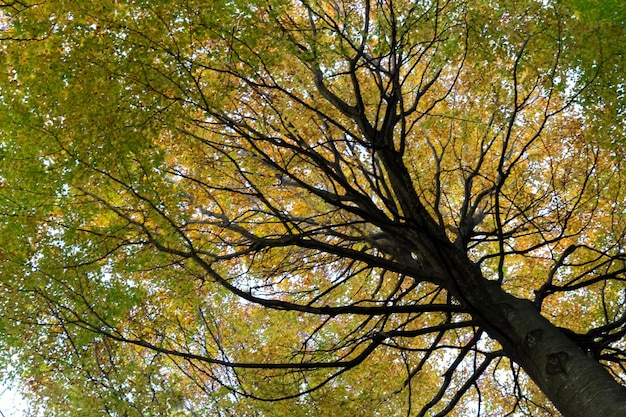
[0,0,625,416]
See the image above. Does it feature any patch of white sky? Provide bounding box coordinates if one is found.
[0,382,28,417]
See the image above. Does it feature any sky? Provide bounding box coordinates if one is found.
[0,384,26,417]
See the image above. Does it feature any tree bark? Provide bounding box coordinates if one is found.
[433,242,626,417]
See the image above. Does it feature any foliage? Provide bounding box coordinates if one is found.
[0,0,625,416]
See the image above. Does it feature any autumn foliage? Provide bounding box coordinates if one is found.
[0,1,625,416]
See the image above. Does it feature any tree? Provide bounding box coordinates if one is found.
[0,0,625,415]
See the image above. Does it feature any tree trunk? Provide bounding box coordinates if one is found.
[378,145,626,416]
[440,245,626,417]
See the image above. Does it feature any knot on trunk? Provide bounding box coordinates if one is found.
[546,351,570,376]
[526,329,543,349]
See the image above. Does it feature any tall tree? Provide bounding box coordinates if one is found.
[0,0,625,416]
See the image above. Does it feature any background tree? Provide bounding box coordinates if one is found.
[0,0,625,416]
